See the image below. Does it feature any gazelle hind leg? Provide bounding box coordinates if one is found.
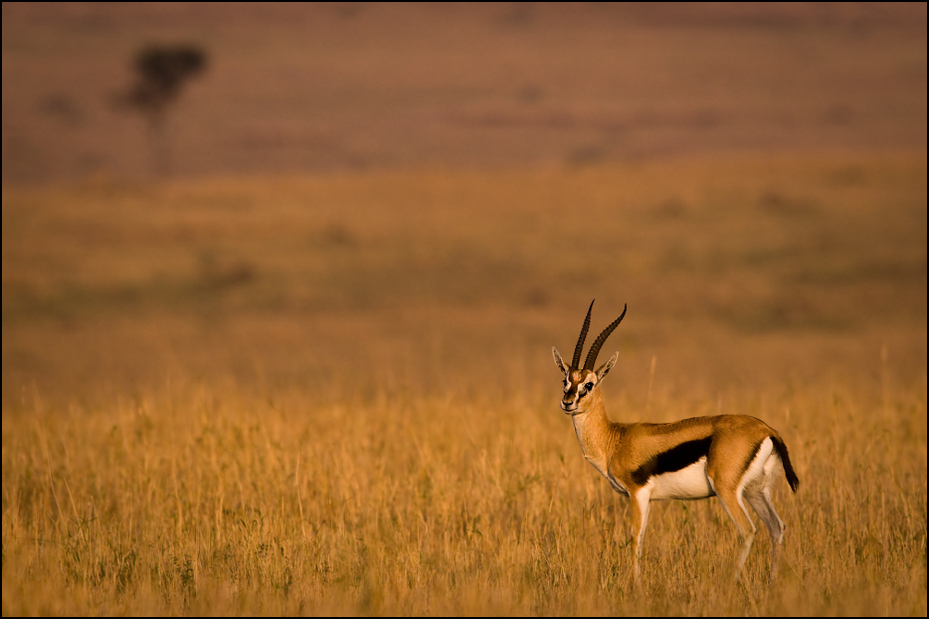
[715,487,757,580]
[710,436,782,580]
[745,489,784,579]
[745,457,786,579]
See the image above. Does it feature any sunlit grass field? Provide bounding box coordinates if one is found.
[2,152,926,615]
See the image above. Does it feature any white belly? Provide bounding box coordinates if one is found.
[647,456,715,500]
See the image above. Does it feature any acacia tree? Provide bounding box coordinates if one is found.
[119,44,207,176]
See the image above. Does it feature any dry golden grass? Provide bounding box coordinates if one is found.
[2,152,927,615]
[2,376,925,615]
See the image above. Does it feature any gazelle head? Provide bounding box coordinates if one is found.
[552,300,627,415]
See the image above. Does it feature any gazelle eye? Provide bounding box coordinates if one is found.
[585,382,594,391]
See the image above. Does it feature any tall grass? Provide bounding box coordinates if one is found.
[2,374,925,615]
[2,152,926,614]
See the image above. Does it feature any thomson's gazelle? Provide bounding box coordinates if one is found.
[553,300,799,581]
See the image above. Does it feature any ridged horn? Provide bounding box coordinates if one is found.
[583,303,627,370]
[571,300,595,369]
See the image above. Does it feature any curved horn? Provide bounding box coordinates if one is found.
[583,303,627,370]
[571,300,595,369]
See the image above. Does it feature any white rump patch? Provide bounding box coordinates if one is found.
[739,437,776,496]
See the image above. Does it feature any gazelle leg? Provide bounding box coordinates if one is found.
[715,487,757,581]
[745,487,785,580]
[630,488,652,583]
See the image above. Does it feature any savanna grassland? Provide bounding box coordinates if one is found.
[3,3,927,616]
[2,152,926,615]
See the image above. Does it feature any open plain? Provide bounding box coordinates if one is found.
[2,4,926,616]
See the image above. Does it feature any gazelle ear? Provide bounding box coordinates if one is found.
[596,352,619,381]
[552,347,569,375]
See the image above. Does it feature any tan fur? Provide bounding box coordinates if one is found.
[553,347,797,582]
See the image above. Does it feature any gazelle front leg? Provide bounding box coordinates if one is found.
[631,486,652,582]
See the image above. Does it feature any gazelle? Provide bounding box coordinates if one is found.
[553,300,799,582]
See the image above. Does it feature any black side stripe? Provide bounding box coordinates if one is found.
[631,437,712,486]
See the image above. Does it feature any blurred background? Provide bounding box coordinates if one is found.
[3,3,927,182]
[2,2,926,404]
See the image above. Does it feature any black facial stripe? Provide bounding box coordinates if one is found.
[564,375,596,401]
[631,437,712,486]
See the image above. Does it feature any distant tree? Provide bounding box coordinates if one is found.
[117,44,207,176]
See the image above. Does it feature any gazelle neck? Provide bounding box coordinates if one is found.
[570,390,617,458]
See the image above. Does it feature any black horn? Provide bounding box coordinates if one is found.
[571,300,595,369]
[583,303,627,370]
